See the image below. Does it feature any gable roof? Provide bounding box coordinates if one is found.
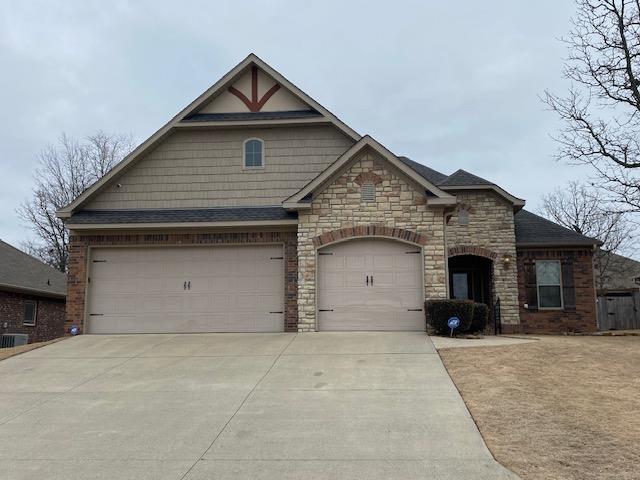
[398,157,525,207]
[283,136,457,209]
[57,53,361,218]
[514,210,601,247]
[0,240,66,298]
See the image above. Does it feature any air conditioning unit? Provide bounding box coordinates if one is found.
[1,334,29,348]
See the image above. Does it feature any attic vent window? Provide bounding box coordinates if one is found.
[458,207,469,225]
[361,182,376,202]
[243,138,264,169]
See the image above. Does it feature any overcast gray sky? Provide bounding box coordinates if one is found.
[0,0,590,247]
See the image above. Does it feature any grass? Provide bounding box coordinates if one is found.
[439,335,640,480]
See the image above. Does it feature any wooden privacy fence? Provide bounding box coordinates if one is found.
[597,292,640,331]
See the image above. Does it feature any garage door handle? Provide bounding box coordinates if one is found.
[269,311,283,314]
[319,309,334,312]
[188,281,191,290]
[183,281,187,290]
[371,275,374,286]
[366,275,369,286]
[407,309,423,312]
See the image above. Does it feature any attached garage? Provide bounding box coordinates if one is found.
[317,239,425,331]
[86,245,284,334]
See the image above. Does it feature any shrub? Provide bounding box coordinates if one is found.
[469,302,489,333]
[425,299,474,335]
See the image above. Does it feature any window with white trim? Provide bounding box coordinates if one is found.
[243,138,264,168]
[23,301,37,326]
[361,182,376,202]
[536,260,562,308]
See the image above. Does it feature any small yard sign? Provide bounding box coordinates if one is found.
[447,317,461,337]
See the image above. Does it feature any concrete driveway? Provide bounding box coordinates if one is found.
[0,333,517,479]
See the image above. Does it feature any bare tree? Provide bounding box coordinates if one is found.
[17,132,133,271]
[544,0,640,211]
[539,181,636,289]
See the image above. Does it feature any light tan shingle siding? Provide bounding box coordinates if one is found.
[85,125,354,209]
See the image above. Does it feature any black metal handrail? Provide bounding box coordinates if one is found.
[493,297,502,335]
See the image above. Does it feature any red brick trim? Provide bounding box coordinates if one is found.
[448,245,497,260]
[312,225,428,248]
[353,172,382,186]
[66,231,298,334]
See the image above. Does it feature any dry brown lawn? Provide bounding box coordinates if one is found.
[439,336,640,480]
[0,337,65,361]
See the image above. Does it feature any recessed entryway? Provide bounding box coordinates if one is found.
[317,238,425,331]
[86,245,285,333]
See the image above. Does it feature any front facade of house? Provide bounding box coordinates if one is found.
[58,55,599,335]
[0,240,67,343]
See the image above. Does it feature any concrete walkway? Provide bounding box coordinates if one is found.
[431,335,537,349]
[0,333,518,479]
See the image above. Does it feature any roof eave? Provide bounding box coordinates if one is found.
[516,242,600,248]
[440,184,526,207]
[65,219,299,230]
[0,283,66,299]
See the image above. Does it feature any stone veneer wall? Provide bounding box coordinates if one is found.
[445,191,520,325]
[66,230,298,334]
[297,150,447,332]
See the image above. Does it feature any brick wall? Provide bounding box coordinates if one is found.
[67,230,298,334]
[297,150,448,332]
[0,290,66,342]
[512,247,597,333]
[445,191,520,325]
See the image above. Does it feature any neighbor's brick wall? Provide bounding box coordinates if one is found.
[445,191,520,325]
[67,230,298,334]
[297,150,447,332]
[0,290,66,342]
[512,248,597,333]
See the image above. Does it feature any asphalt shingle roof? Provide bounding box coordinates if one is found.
[182,110,322,122]
[437,169,494,187]
[398,158,494,187]
[514,210,600,246]
[67,207,298,224]
[398,156,449,185]
[0,240,67,297]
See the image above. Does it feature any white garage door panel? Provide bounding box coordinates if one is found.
[318,239,424,331]
[87,245,284,334]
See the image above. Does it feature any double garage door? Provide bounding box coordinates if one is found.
[87,245,284,334]
[86,239,424,333]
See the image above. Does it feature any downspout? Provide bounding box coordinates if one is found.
[443,208,454,299]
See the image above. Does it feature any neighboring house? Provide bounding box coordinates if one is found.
[0,240,67,342]
[56,54,600,335]
[595,253,640,331]
[597,252,640,295]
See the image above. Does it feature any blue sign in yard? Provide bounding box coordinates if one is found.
[447,316,461,337]
[447,317,461,329]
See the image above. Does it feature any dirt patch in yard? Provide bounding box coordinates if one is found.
[0,337,66,361]
[439,336,640,480]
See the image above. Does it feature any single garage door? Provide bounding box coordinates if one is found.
[87,245,284,333]
[317,238,424,331]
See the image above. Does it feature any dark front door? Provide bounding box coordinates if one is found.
[448,255,492,305]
